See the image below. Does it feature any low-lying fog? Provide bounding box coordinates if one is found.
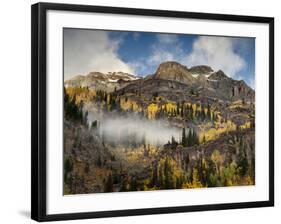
[87,110,181,146]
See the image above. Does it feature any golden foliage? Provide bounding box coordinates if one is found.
[199,120,237,143]
[192,103,197,117]
[183,168,204,188]
[161,102,177,113]
[147,103,159,119]
[119,98,141,112]
[66,87,96,103]
[239,121,251,130]
[211,150,223,165]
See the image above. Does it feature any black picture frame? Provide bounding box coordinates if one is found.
[31,2,274,222]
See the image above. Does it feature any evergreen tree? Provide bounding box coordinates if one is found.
[185,154,190,169]
[237,148,249,176]
[176,177,182,189]
[158,167,164,188]
[90,120,98,132]
[207,104,212,121]
[193,130,199,145]
[190,106,194,120]
[96,155,102,167]
[187,129,192,146]
[201,106,206,121]
[180,102,184,118]
[129,177,137,191]
[120,179,127,192]
[149,163,158,187]
[64,158,73,183]
[176,102,180,115]
[182,128,186,147]
[64,88,88,124]
[171,136,177,146]
[205,159,217,187]
[194,130,197,145]
[104,173,113,192]
[164,157,172,189]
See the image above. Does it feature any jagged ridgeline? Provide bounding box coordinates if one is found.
[63,61,255,195]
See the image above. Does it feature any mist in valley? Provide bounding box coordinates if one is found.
[87,110,181,147]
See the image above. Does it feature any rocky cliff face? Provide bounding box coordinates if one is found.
[154,62,214,81]
[143,62,254,103]
[189,65,214,76]
[154,61,195,84]
[208,70,228,80]
[207,70,255,102]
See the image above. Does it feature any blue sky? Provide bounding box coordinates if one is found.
[64,29,255,89]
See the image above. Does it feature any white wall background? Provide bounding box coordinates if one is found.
[0,0,279,223]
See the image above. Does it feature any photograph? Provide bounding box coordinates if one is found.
[63,28,256,195]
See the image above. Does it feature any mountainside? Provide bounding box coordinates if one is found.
[64,61,254,103]
[64,61,255,195]
[65,71,140,92]
[120,61,254,103]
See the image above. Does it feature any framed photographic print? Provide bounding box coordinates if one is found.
[31,2,274,222]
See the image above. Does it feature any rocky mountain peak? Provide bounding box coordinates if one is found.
[156,61,188,70]
[107,72,139,81]
[209,70,229,80]
[188,65,214,75]
[64,71,139,92]
[86,72,107,80]
[154,61,194,83]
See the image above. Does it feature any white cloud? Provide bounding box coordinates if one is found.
[128,60,146,76]
[148,50,176,66]
[64,29,134,80]
[143,35,246,79]
[146,34,183,67]
[184,36,246,78]
[156,34,179,44]
[64,30,249,81]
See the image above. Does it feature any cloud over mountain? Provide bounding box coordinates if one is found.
[136,34,247,80]
[64,29,134,80]
[64,29,254,87]
[184,36,246,78]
